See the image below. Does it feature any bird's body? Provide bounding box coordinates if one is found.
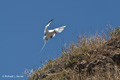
[41,19,66,52]
[43,30,55,40]
[43,19,66,41]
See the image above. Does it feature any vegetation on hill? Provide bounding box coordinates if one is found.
[28,27,120,80]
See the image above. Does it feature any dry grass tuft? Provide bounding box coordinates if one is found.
[28,27,120,80]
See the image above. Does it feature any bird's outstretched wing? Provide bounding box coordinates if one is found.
[44,19,54,34]
[46,19,54,28]
[54,26,66,33]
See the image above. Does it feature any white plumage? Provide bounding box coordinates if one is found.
[41,19,66,52]
[43,19,66,41]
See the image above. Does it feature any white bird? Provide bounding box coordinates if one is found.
[41,19,66,52]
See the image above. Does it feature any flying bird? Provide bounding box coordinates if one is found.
[41,19,66,52]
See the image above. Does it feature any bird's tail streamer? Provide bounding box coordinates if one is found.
[40,40,46,52]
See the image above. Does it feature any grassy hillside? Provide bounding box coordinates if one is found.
[28,27,120,80]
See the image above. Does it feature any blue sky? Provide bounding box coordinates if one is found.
[0,0,120,80]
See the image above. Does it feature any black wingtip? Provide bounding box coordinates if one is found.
[50,18,54,22]
[47,18,54,24]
